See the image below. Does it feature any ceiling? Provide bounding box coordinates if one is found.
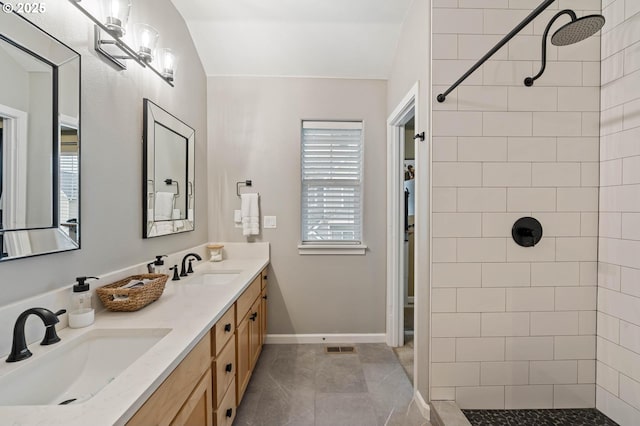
[170,0,415,79]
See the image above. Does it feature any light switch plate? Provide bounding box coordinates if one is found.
[264,216,277,229]
[234,210,242,228]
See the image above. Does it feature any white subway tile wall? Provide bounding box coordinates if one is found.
[597,1,640,424]
[431,0,601,410]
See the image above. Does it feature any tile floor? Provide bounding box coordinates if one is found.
[234,343,430,426]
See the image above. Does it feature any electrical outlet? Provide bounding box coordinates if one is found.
[264,216,277,229]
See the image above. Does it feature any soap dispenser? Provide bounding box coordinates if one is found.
[147,255,168,274]
[69,276,99,328]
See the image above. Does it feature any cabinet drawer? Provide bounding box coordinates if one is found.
[212,305,235,356]
[214,378,236,426]
[214,338,236,408]
[236,275,260,321]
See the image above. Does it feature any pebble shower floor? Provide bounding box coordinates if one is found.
[462,408,619,426]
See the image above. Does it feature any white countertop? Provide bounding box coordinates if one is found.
[0,252,269,426]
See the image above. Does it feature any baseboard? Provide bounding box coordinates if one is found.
[264,333,386,344]
[414,390,431,421]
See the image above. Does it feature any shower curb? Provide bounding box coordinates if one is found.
[430,401,472,426]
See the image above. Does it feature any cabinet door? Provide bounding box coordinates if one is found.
[260,266,268,347]
[260,287,267,347]
[170,369,213,426]
[236,315,251,403]
[249,297,262,369]
[128,334,211,426]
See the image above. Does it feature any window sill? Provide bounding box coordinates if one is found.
[297,244,368,255]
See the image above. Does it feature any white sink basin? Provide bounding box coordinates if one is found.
[204,272,240,285]
[0,328,171,406]
[187,272,240,286]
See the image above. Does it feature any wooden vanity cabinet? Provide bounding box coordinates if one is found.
[128,265,269,426]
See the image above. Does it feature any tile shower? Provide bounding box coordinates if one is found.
[431,0,601,412]
[429,0,640,424]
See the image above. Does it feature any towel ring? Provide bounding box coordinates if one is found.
[164,178,180,198]
[236,180,252,197]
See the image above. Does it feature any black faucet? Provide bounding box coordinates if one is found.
[6,307,66,363]
[180,253,202,277]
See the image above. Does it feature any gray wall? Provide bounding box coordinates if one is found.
[207,76,387,335]
[386,0,430,399]
[0,0,209,306]
[0,45,29,111]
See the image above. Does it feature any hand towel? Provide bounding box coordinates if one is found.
[241,193,260,236]
[154,192,174,220]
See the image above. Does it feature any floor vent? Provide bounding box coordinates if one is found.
[325,346,356,354]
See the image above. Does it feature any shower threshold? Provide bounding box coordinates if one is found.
[462,408,618,426]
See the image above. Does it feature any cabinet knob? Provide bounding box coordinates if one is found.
[250,312,258,321]
[263,275,267,280]
[262,294,268,300]
[226,408,233,418]
[224,323,231,332]
[225,363,233,373]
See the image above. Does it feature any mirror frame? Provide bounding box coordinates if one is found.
[0,3,81,262]
[142,98,195,238]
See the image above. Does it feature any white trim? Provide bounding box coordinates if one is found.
[0,104,28,231]
[298,244,367,255]
[386,82,419,348]
[414,390,432,421]
[264,333,385,344]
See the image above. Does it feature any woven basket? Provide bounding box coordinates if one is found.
[97,274,169,312]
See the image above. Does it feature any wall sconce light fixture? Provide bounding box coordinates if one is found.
[68,0,176,87]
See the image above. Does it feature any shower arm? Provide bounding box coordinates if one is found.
[436,0,556,103]
[524,9,576,86]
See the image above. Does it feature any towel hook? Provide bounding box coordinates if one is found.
[236,180,252,197]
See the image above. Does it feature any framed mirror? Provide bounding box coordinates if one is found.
[0,4,81,262]
[143,99,195,238]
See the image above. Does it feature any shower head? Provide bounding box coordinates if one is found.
[524,10,606,87]
[551,14,606,46]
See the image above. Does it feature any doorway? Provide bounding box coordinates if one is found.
[386,83,420,385]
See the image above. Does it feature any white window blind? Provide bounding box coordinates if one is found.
[301,121,363,243]
[60,153,79,200]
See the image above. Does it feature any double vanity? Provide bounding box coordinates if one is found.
[0,246,269,426]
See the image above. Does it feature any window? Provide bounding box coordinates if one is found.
[59,151,78,223]
[300,121,366,254]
